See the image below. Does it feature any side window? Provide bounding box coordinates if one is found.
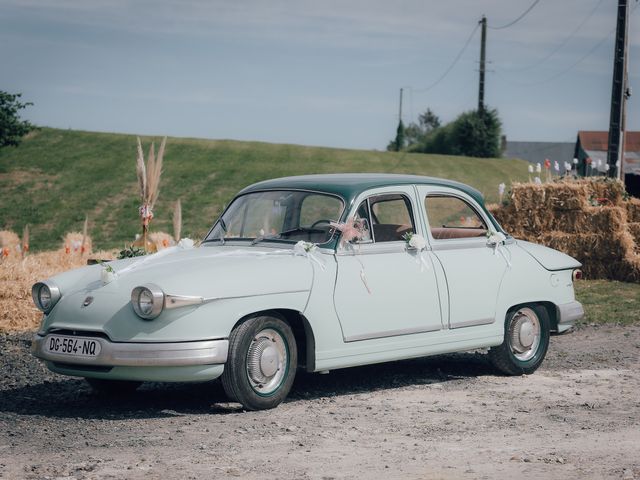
[368,194,415,243]
[425,195,487,240]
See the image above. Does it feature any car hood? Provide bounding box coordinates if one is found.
[41,245,315,338]
[516,240,581,271]
[103,245,315,297]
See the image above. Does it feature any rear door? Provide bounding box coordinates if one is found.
[416,186,509,329]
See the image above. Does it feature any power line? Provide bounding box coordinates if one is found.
[506,0,604,72]
[412,22,480,94]
[495,2,638,87]
[488,0,541,30]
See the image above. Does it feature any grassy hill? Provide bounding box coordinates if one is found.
[0,128,529,251]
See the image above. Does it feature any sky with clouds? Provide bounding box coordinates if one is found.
[1,0,638,150]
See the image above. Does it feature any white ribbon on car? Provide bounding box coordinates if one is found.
[292,241,326,271]
[486,232,512,268]
[405,234,430,271]
[101,239,326,285]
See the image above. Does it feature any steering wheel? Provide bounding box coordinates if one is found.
[310,219,332,229]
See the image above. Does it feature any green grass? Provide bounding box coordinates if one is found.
[0,128,530,251]
[575,280,640,326]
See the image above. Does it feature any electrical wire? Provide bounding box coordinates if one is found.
[412,22,480,94]
[488,0,541,30]
[496,2,638,87]
[505,0,604,72]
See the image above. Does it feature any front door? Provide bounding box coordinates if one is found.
[333,187,443,342]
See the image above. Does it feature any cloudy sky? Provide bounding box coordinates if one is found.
[1,0,638,150]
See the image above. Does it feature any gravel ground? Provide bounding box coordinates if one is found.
[1,324,639,480]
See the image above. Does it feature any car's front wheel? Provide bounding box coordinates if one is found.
[489,305,550,375]
[221,315,297,410]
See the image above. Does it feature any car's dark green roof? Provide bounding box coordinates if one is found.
[240,173,486,209]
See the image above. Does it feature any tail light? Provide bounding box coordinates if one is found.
[572,269,583,282]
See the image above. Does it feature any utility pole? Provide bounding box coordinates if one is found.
[478,15,487,112]
[607,0,630,180]
[393,87,405,152]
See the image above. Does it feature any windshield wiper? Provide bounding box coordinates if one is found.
[219,218,227,245]
[251,232,281,245]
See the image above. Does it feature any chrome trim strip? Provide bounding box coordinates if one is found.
[32,334,229,367]
[336,242,408,256]
[166,289,309,307]
[165,294,206,309]
[450,317,494,329]
[557,301,584,325]
[344,325,442,342]
[431,240,488,251]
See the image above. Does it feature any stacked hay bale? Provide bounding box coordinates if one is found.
[0,230,21,259]
[490,179,640,282]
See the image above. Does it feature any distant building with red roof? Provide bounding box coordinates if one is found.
[574,131,640,175]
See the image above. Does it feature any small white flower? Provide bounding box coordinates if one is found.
[100,268,116,284]
[408,234,427,250]
[604,164,610,171]
[573,157,579,165]
[178,238,195,249]
[534,176,542,184]
[487,232,506,246]
[528,165,534,174]
[498,183,505,195]
[564,162,571,171]
[294,241,316,255]
[597,159,602,168]
[554,161,559,172]
[535,163,541,173]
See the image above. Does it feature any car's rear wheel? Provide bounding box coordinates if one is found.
[221,315,297,410]
[489,305,550,375]
[85,378,142,396]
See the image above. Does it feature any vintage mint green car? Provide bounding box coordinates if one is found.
[31,174,584,410]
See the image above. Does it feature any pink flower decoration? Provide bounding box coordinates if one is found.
[330,216,367,246]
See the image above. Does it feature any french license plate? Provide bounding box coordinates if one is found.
[44,335,101,357]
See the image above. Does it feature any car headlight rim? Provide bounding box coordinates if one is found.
[31,281,61,314]
[131,284,164,320]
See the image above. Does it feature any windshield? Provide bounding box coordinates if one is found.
[205,190,344,245]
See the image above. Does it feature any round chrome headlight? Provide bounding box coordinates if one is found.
[31,281,61,314]
[131,284,164,320]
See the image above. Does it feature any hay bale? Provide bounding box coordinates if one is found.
[0,248,117,333]
[0,230,21,258]
[629,223,640,247]
[149,231,175,251]
[584,178,626,206]
[548,206,627,234]
[626,198,640,222]
[62,232,93,255]
[510,181,587,212]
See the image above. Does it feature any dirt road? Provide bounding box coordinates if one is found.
[1,324,639,479]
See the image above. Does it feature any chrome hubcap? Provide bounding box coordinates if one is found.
[246,328,287,395]
[509,308,541,362]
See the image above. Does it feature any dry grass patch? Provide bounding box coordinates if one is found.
[0,249,116,333]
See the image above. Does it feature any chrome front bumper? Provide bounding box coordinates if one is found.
[31,334,229,367]
[556,301,585,332]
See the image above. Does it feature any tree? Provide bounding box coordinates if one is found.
[387,119,406,152]
[0,91,35,148]
[420,107,502,158]
[400,108,442,151]
[448,108,502,158]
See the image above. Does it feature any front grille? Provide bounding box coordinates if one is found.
[46,329,111,340]
[52,362,113,373]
